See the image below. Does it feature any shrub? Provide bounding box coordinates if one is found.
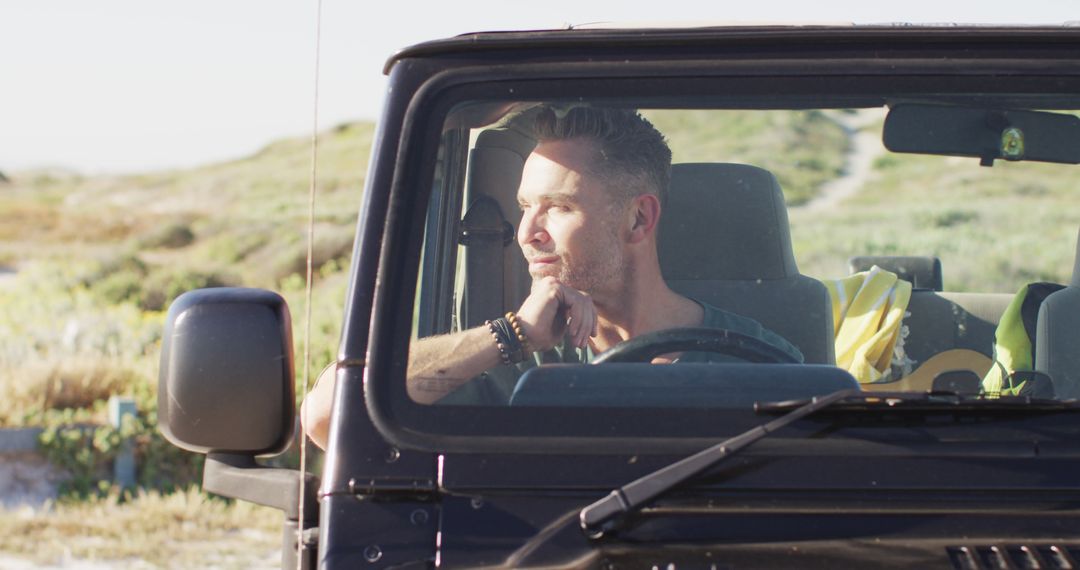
[138,269,237,311]
[917,209,980,228]
[872,154,901,170]
[92,270,146,305]
[204,231,265,264]
[77,254,148,289]
[137,222,196,249]
[270,228,354,283]
[37,404,203,499]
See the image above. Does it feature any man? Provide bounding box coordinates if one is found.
[302,106,801,448]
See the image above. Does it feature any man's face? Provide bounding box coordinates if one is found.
[516,138,627,293]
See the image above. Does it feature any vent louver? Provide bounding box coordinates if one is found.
[948,545,1078,569]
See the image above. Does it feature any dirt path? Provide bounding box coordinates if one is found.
[0,554,121,569]
[0,541,279,570]
[0,534,279,569]
[795,109,886,215]
[0,486,281,569]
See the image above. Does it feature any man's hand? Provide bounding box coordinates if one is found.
[403,279,593,405]
[516,276,598,350]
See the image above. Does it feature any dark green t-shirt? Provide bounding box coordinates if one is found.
[437,299,803,405]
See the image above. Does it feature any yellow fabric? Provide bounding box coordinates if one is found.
[981,283,1037,397]
[826,266,913,383]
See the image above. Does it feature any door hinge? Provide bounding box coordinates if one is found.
[347,477,437,499]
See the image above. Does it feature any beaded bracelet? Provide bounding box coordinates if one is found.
[505,311,532,354]
[486,317,525,365]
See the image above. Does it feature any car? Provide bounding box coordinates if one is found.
[157,24,1080,568]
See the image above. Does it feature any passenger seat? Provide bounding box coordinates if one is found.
[1036,228,1080,399]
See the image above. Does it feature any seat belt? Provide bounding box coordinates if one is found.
[459,195,514,329]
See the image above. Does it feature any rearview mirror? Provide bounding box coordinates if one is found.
[884,104,1080,165]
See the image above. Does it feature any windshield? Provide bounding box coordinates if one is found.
[405,92,1079,422]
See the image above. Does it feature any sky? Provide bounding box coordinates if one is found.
[2,0,1078,174]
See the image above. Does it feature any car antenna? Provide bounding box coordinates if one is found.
[297,0,324,568]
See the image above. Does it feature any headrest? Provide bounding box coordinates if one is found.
[474,126,537,158]
[848,256,943,291]
[659,163,798,281]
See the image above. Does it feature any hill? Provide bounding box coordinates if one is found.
[0,121,374,289]
[0,121,374,432]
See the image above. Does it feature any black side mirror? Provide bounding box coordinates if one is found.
[159,288,318,569]
[158,288,295,455]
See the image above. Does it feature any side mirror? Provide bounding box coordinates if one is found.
[158,288,317,569]
[158,288,295,455]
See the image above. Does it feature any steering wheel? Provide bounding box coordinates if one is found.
[590,327,799,364]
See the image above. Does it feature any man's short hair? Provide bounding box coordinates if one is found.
[532,106,672,206]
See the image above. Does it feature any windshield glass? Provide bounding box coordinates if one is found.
[406,95,1079,416]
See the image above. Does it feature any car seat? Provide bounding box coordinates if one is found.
[849,255,944,291]
[658,163,836,364]
[1036,227,1080,399]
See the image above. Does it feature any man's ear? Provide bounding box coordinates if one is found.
[627,193,661,244]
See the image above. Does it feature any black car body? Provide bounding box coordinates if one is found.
[159,25,1080,569]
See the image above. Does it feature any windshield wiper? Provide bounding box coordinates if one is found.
[579,389,1080,538]
[578,388,860,538]
[755,391,1080,414]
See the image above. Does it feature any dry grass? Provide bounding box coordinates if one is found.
[0,487,281,569]
[0,262,163,427]
[0,359,139,423]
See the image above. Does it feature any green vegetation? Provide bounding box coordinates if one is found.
[643,109,850,206]
[790,132,1080,292]
[0,122,373,509]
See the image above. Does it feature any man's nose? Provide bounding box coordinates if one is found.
[518,210,549,247]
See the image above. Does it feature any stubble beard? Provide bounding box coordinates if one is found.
[528,232,627,298]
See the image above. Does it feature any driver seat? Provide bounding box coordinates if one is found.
[658,163,836,364]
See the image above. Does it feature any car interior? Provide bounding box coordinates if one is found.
[416,100,1080,407]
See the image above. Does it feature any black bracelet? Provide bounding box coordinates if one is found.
[486,317,525,365]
